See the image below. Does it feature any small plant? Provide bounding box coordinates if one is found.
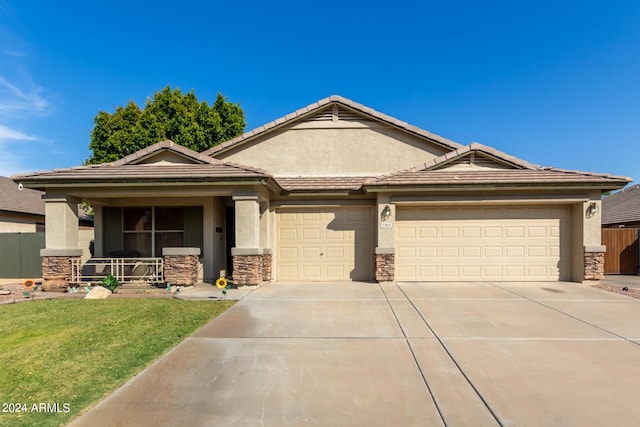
[102,275,120,292]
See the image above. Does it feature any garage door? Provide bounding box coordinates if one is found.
[396,206,571,281]
[276,207,372,281]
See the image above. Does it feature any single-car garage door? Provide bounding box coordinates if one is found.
[276,207,372,281]
[396,206,571,281]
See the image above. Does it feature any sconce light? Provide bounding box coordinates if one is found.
[586,202,598,218]
[381,205,391,221]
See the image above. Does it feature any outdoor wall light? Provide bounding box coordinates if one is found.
[381,205,391,221]
[586,202,598,218]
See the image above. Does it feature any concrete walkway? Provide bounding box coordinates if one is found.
[70,281,640,426]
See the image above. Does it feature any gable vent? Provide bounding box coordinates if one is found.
[301,105,375,124]
[439,153,514,170]
[304,108,334,122]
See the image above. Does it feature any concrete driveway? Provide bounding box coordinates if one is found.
[70,281,640,426]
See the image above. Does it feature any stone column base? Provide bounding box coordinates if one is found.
[262,253,272,282]
[41,252,81,292]
[233,254,264,285]
[163,248,201,285]
[375,252,395,282]
[584,248,605,281]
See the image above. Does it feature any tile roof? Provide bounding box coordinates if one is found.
[12,140,270,185]
[13,163,269,184]
[365,143,631,190]
[0,176,44,216]
[202,95,463,156]
[602,184,640,226]
[419,142,539,170]
[365,169,630,188]
[112,140,221,165]
[275,176,375,192]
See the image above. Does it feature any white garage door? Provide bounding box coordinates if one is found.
[396,206,571,281]
[276,207,372,281]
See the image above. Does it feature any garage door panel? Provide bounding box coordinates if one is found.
[276,207,372,281]
[396,206,570,281]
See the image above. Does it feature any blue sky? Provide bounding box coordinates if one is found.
[1,1,639,184]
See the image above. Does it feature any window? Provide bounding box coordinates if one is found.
[122,207,184,257]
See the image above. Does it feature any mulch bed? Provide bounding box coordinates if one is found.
[0,281,175,304]
[592,284,640,300]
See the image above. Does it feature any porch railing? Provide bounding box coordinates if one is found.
[70,257,164,284]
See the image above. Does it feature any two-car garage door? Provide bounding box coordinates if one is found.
[274,205,571,282]
[396,206,571,281]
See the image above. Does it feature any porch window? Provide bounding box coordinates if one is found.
[122,207,184,257]
[102,206,202,258]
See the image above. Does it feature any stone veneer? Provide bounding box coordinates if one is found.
[233,254,263,285]
[262,253,272,282]
[42,255,81,291]
[163,248,201,286]
[375,253,395,282]
[584,251,605,280]
[164,255,199,285]
[42,256,79,280]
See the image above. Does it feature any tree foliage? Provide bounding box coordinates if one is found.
[86,86,245,164]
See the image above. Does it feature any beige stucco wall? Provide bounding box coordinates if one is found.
[44,195,79,249]
[233,193,260,249]
[216,122,450,176]
[0,215,38,233]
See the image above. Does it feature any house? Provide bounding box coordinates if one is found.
[601,184,640,274]
[602,184,640,228]
[0,175,46,232]
[13,96,630,286]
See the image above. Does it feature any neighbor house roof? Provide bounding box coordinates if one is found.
[202,95,463,157]
[13,140,270,186]
[0,176,44,216]
[602,184,640,226]
[365,143,631,190]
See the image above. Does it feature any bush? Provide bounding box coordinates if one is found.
[102,275,119,292]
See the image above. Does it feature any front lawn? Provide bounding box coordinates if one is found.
[0,298,234,427]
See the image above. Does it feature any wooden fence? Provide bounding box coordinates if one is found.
[0,232,45,278]
[602,228,639,275]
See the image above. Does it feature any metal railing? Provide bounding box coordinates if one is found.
[71,257,164,284]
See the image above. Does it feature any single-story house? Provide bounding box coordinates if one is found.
[602,184,640,228]
[13,96,631,286]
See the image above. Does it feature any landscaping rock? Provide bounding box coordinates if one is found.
[84,286,112,299]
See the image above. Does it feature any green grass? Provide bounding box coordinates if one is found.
[0,298,234,427]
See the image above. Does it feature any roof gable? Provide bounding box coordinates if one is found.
[203,95,463,157]
[112,140,222,166]
[420,142,537,172]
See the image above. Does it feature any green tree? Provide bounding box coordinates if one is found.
[86,86,245,164]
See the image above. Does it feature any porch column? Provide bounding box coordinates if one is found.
[40,194,82,291]
[232,192,263,285]
[582,194,606,281]
[376,194,395,282]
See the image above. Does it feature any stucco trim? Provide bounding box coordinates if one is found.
[231,248,264,256]
[162,247,201,256]
[40,249,83,257]
[375,247,395,255]
[584,245,607,253]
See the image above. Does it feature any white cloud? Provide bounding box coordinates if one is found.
[0,123,37,141]
[0,75,49,114]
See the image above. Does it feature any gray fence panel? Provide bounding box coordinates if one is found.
[0,232,45,278]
